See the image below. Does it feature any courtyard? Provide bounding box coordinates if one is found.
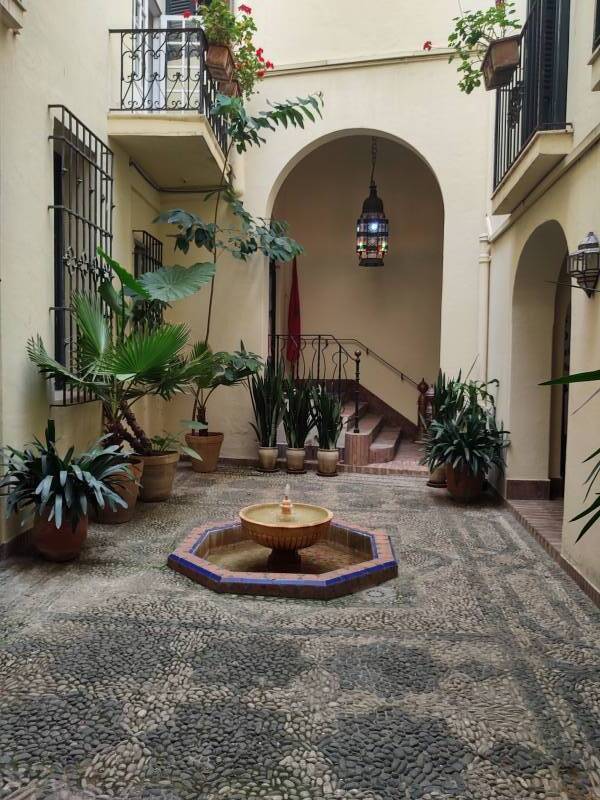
[1,467,599,800]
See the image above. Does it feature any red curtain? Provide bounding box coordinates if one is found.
[286,257,301,363]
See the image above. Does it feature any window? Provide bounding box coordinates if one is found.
[132,232,165,330]
[165,0,197,13]
[594,0,600,52]
[49,106,114,404]
[133,231,163,277]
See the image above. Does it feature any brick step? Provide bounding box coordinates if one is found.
[342,413,384,466]
[342,400,368,429]
[369,426,402,463]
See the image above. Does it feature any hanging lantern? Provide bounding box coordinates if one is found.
[567,232,600,297]
[356,137,389,267]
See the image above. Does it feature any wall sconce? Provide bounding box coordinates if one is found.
[567,232,600,297]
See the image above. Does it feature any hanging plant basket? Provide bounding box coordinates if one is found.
[206,43,235,82]
[217,78,241,98]
[481,35,521,90]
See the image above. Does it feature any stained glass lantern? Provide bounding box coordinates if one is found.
[567,232,600,297]
[356,138,389,267]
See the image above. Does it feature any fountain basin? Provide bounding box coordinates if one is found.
[239,502,333,551]
[168,519,398,600]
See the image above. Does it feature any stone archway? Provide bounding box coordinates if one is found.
[507,220,570,500]
[269,132,444,431]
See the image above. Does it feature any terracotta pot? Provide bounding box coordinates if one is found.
[33,512,88,562]
[481,35,520,90]
[427,463,447,488]
[96,458,144,524]
[139,451,180,502]
[446,465,484,503]
[206,43,235,81]
[217,79,241,97]
[257,446,279,472]
[317,448,339,477]
[185,432,224,474]
[286,447,306,474]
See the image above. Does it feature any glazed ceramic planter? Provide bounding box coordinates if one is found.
[317,448,339,477]
[257,446,278,472]
[96,458,144,524]
[33,512,88,562]
[206,43,235,81]
[481,35,520,90]
[427,463,447,488]
[446,465,484,503]
[139,451,180,502]
[185,432,223,474]
[286,447,306,474]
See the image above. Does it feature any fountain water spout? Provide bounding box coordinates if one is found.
[280,483,293,516]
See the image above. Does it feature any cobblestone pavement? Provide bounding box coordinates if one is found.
[1,466,600,800]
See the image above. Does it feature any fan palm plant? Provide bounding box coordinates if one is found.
[27,249,215,457]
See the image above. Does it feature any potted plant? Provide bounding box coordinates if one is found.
[424,371,453,488]
[312,386,343,477]
[282,378,314,473]
[425,405,508,502]
[248,359,284,472]
[0,421,133,560]
[96,456,144,524]
[448,1,521,93]
[197,0,237,81]
[184,342,262,473]
[157,92,323,474]
[28,251,214,503]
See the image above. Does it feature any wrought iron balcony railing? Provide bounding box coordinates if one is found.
[110,27,228,152]
[493,0,570,188]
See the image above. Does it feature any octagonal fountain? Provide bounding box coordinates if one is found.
[168,486,398,600]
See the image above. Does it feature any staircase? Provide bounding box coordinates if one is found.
[273,333,433,475]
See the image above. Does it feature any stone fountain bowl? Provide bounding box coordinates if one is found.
[239,502,333,551]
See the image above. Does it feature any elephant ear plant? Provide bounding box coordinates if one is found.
[0,420,133,560]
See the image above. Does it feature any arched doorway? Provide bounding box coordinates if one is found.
[508,220,570,500]
[269,133,444,432]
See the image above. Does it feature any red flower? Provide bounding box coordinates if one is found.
[422,40,432,51]
[182,9,192,18]
[238,3,252,12]
[256,69,266,78]
[256,47,264,57]
[265,60,274,69]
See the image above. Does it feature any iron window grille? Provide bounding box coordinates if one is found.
[595,0,600,51]
[132,230,166,330]
[49,105,114,405]
[133,230,163,277]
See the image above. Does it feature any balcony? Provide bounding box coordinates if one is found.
[108,27,228,191]
[492,0,571,214]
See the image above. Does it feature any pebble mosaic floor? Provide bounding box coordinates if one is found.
[1,466,600,800]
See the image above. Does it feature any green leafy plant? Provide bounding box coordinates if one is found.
[185,341,262,435]
[27,252,215,456]
[282,379,315,448]
[248,359,284,447]
[157,92,323,350]
[424,404,508,477]
[197,0,238,45]
[0,421,134,529]
[542,369,600,540]
[312,386,343,450]
[448,1,521,94]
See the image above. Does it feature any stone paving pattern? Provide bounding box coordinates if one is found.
[1,466,600,800]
